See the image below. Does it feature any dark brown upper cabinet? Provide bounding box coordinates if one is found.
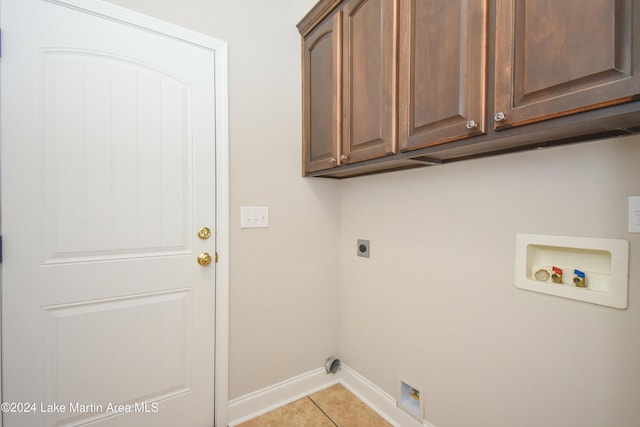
[301,9,342,173]
[298,0,640,178]
[399,0,488,151]
[299,0,397,175]
[494,0,640,130]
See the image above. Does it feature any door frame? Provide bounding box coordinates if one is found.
[0,0,231,426]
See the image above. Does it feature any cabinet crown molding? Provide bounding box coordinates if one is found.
[297,0,343,36]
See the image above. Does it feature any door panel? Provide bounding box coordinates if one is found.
[1,1,217,426]
[342,0,397,163]
[43,289,192,423]
[399,0,487,151]
[44,52,191,262]
[494,0,640,129]
[302,11,342,173]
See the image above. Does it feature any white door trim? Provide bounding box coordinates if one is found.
[213,29,231,427]
[1,0,230,426]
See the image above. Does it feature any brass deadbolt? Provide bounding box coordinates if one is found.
[198,227,212,240]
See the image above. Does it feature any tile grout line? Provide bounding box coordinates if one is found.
[307,397,339,427]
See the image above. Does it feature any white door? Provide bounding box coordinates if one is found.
[1,1,220,426]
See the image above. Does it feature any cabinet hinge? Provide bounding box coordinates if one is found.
[215,252,219,263]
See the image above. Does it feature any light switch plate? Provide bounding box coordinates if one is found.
[629,195,640,233]
[241,207,269,229]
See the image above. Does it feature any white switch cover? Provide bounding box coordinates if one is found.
[630,196,640,233]
[241,207,269,229]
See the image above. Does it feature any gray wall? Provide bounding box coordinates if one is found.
[339,137,640,427]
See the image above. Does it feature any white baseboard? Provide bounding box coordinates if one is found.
[227,363,436,427]
[227,367,337,426]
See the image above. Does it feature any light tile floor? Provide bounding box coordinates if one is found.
[236,383,392,427]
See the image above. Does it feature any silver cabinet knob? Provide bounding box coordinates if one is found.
[340,154,349,162]
[466,120,478,129]
[329,157,337,164]
[494,112,506,122]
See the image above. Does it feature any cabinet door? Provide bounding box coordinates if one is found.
[302,11,342,174]
[342,0,397,164]
[494,0,640,130]
[399,0,488,151]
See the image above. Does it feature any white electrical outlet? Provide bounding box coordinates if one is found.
[240,207,269,229]
[629,196,640,233]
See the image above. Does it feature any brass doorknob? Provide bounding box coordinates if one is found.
[197,252,212,266]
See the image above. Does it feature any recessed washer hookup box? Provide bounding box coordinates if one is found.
[515,234,629,309]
